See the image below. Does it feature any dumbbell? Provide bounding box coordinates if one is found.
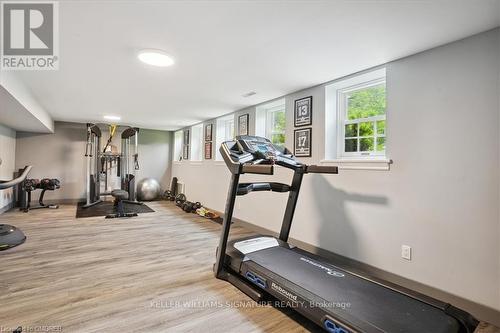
[164,190,176,201]
[175,193,187,207]
[182,201,202,213]
[182,201,194,213]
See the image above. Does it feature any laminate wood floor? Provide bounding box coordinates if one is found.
[0,202,497,333]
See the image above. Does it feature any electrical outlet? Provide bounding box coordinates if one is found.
[401,245,412,261]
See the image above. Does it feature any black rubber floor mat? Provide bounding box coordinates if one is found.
[76,201,154,218]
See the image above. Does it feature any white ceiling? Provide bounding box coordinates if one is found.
[7,0,500,131]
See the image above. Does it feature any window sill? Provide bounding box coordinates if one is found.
[320,158,392,171]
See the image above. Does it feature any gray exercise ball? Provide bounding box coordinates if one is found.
[136,178,161,201]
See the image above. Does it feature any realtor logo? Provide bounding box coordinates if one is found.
[1,1,59,70]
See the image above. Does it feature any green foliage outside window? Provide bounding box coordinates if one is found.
[271,110,286,145]
[347,84,386,120]
[345,84,386,153]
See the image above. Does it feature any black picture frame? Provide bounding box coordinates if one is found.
[205,124,212,142]
[294,96,313,127]
[183,129,190,145]
[294,128,312,157]
[182,145,189,160]
[204,142,212,160]
[238,114,249,136]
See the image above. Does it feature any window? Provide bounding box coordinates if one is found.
[340,82,386,156]
[266,105,286,146]
[190,124,203,161]
[325,68,386,160]
[256,99,285,146]
[173,130,183,161]
[215,115,234,160]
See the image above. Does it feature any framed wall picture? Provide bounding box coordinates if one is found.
[205,124,213,142]
[294,96,312,127]
[204,142,212,160]
[294,128,312,157]
[183,129,190,145]
[238,114,249,136]
[183,145,189,160]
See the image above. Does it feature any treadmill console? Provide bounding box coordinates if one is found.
[237,136,283,160]
[220,135,301,172]
[219,135,338,175]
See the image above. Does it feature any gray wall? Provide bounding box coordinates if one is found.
[0,124,17,211]
[137,129,173,189]
[172,28,500,321]
[15,122,172,202]
[16,122,88,201]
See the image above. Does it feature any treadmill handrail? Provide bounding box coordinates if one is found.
[241,164,274,175]
[237,182,291,195]
[275,159,304,171]
[305,165,339,174]
[0,166,32,189]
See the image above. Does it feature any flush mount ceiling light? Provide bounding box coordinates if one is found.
[103,115,121,121]
[137,49,175,67]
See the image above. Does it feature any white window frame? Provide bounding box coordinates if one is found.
[225,118,235,141]
[324,68,387,163]
[173,130,183,162]
[190,124,203,161]
[215,115,235,161]
[337,78,386,158]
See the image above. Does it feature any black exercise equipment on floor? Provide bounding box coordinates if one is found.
[174,193,200,212]
[181,201,201,213]
[0,166,32,250]
[214,136,478,333]
[19,177,61,212]
[163,176,178,201]
[105,189,138,219]
[163,190,175,201]
[174,193,186,207]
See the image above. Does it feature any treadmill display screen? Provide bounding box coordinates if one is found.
[256,144,271,153]
[249,141,276,155]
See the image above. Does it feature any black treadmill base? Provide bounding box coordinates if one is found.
[220,269,324,332]
[221,236,478,333]
[217,269,267,302]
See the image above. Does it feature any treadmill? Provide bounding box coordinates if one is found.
[214,135,478,333]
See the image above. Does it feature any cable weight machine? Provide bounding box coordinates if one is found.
[120,127,140,204]
[84,123,102,208]
[83,123,142,209]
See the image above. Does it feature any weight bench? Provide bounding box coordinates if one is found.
[105,189,138,219]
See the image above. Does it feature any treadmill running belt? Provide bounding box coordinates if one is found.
[247,246,459,333]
